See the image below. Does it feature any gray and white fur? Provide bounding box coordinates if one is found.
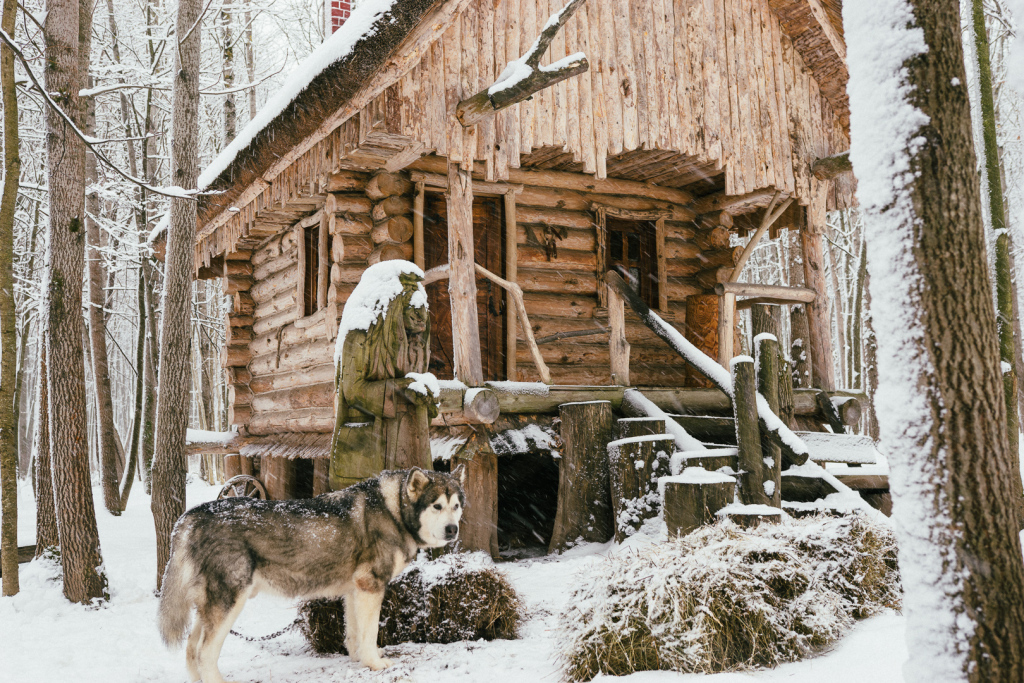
[158,466,466,682]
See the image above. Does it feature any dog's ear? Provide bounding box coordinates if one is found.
[450,463,466,486]
[406,467,431,502]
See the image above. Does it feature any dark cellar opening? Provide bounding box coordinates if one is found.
[497,452,560,559]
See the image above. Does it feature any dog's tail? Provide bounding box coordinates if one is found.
[157,524,195,648]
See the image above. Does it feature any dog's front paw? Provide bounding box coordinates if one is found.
[362,656,393,671]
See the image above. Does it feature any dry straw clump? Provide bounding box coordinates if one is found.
[299,552,522,654]
[560,512,901,681]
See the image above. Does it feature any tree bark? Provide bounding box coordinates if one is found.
[33,342,57,555]
[855,0,1024,676]
[800,226,835,391]
[971,0,1023,524]
[221,6,236,144]
[152,0,202,589]
[140,260,158,493]
[44,0,107,603]
[86,146,123,515]
[0,0,21,595]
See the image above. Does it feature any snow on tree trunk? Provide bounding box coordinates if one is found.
[151,0,202,589]
[846,0,1024,679]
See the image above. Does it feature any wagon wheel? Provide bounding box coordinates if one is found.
[217,475,267,500]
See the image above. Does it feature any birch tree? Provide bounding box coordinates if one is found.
[846,0,1024,679]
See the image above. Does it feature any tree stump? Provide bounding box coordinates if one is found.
[663,470,736,537]
[549,401,614,552]
[720,506,783,528]
[732,357,769,506]
[453,431,500,559]
[616,416,667,440]
[608,434,674,541]
[752,304,782,508]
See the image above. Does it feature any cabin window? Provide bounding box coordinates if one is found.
[606,217,658,307]
[303,224,319,317]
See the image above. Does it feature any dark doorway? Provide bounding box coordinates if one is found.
[423,193,507,381]
[496,452,560,559]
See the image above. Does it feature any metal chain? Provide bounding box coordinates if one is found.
[229,616,303,642]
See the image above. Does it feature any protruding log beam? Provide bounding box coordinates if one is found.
[811,151,852,180]
[365,172,413,200]
[456,0,589,128]
[371,216,414,244]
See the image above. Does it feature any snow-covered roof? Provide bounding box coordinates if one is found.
[196,0,442,227]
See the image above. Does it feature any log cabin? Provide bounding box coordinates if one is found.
[189,0,878,557]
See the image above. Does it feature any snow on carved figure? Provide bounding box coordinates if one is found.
[329,261,440,490]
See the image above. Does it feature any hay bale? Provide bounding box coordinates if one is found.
[299,552,521,654]
[559,512,901,681]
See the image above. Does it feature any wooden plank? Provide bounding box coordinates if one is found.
[505,0,522,165]
[447,163,484,385]
[462,5,479,171]
[716,0,732,175]
[587,0,609,177]
[614,0,639,151]
[770,10,795,193]
[753,0,776,188]
[552,0,570,150]
[609,285,630,385]
[480,0,496,180]
[520,0,537,154]
[725,0,742,192]
[653,0,676,151]
[634,0,656,149]
[564,3,582,166]
[685,0,705,157]
[672,0,694,156]
[443,22,463,165]
[601,0,623,156]
[317,210,328,311]
[505,191,519,380]
[577,3,598,175]
[702,0,722,161]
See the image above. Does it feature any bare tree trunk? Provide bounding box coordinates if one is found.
[1,0,22,596]
[33,342,57,555]
[118,267,147,511]
[851,0,1024,677]
[221,5,236,144]
[970,0,1023,524]
[244,1,256,120]
[85,99,123,515]
[140,260,158,493]
[15,200,41,477]
[44,0,108,603]
[826,227,847,389]
[152,0,202,588]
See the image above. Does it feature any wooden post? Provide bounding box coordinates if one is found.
[752,304,782,508]
[800,224,836,391]
[447,163,483,386]
[663,473,735,538]
[504,191,518,380]
[608,434,674,541]
[608,285,630,385]
[549,401,614,552]
[778,358,796,429]
[313,458,330,496]
[453,435,500,559]
[717,291,736,368]
[732,357,769,506]
[413,181,425,269]
[790,304,811,388]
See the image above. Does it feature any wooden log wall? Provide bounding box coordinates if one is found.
[196,0,855,267]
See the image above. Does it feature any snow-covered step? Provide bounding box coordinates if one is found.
[672,447,738,474]
[716,502,783,528]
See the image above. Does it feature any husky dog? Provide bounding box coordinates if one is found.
[158,466,466,682]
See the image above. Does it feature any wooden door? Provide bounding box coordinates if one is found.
[423,194,507,381]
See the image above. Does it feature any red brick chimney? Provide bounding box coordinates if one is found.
[328,0,353,35]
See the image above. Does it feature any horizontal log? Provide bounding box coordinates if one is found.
[229,383,253,407]
[694,226,731,251]
[664,220,698,242]
[252,307,299,337]
[247,407,334,435]
[518,245,595,270]
[226,326,253,345]
[225,260,253,277]
[329,212,373,236]
[410,156,695,207]
[665,260,703,278]
[328,193,373,214]
[253,247,297,281]
[517,205,596,230]
[696,267,733,290]
[665,239,701,260]
[371,195,413,221]
[332,263,376,283]
[249,363,335,394]
[223,274,253,295]
[524,292,599,318]
[714,283,816,302]
[700,246,743,268]
[517,224,595,252]
[250,266,296,304]
[517,268,597,294]
[325,170,371,193]
[366,172,413,200]
[231,291,255,316]
[225,249,252,261]
[250,382,335,413]
[516,341,686,366]
[327,283,356,305]
[228,367,252,384]
[371,216,414,243]
[222,344,251,368]
[227,313,254,328]
[252,231,298,267]
[254,288,297,321]
[228,403,252,427]
[249,338,335,375]
[694,188,780,215]
[695,211,734,229]
[517,186,692,222]
[368,241,413,264]
[665,278,702,300]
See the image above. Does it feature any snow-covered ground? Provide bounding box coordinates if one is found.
[1,479,906,682]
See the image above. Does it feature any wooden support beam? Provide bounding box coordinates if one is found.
[753,305,782,508]
[717,292,736,368]
[608,285,630,385]
[456,0,590,127]
[730,193,794,281]
[714,282,816,303]
[800,221,836,391]
[413,181,425,269]
[446,163,484,386]
[504,192,518,380]
[732,357,770,506]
